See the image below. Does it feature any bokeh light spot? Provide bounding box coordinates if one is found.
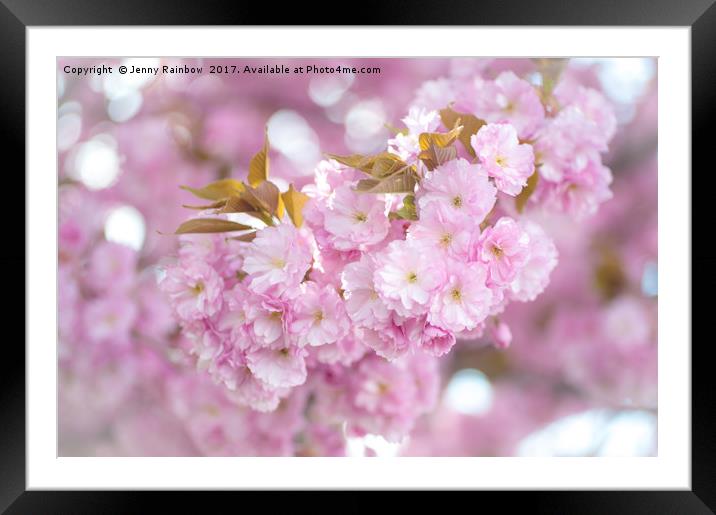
[104,205,146,251]
[443,369,494,416]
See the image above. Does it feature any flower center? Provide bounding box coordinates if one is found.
[313,310,324,323]
[377,382,390,394]
[452,195,463,208]
[491,245,504,258]
[353,211,368,223]
[406,271,418,284]
[272,257,286,269]
[278,348,290,357]
[439,233,453,247]
[269,311,282,321]
[451,288,462,302]
[495,155,507,167]
[191,282,205,295]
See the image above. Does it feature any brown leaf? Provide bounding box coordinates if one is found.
[182,200,228,210]
[593,245,627,300]
[418,124,463,152]
[325,152,377,171]
[228,231,257,242]
[326,152,407,179]
[243,181,281,215]
[515,171,539,213]
[439,107,486,157]
[355,168,418,194]
[281,184,309,228]
[219,196,258,214]
[180,179,245,201]
[173,218,254,235]
[370,154,409,178]
[248,131,270,186]
[418,144,457,171]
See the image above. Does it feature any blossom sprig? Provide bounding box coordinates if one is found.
[173,132,309,237]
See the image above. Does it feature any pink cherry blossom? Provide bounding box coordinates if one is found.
[508,221,558,302]
[244,292,291,348]
[341,255,391,330]
[345,353,439,442]
[554,82,617,146]
[246,345,308,389]
[410,318,457,357]
[242,223,312,295]
[374,240,445,317]
[322,184,390,251]
[304,159,362,200]
[387,106,441,163]
[407,202,473,259]
[457,71,545,139]
[428,260,493,333]
[471,217,530,285]
[312,330,369,366]
[160,260,224,321]
[471,123,535,196]
[536,157,613,219]
[416,158,496,224]
[290,282,350,347]
[214,284,252,349]
[361,321,411,361]
[226,366,285,413]
[534,105,610,183]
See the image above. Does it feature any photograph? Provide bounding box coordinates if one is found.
[57,56,659,458]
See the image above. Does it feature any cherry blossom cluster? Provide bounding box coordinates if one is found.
[158,60,617,444]
[303,155,558,362]
[413,67,617,218]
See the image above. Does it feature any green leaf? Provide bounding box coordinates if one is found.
[248,131,270,186]
[180,179,245,201]
[439,107,486,158]
[281,184,310,228]
[394,194,418,220]
[173,218,254,235]
[515,171,539,213]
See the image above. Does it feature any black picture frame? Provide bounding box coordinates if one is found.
[2,1,712,512]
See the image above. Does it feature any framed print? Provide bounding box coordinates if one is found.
[3,0,712,511]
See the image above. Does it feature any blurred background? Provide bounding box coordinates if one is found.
[58,57,657,457]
